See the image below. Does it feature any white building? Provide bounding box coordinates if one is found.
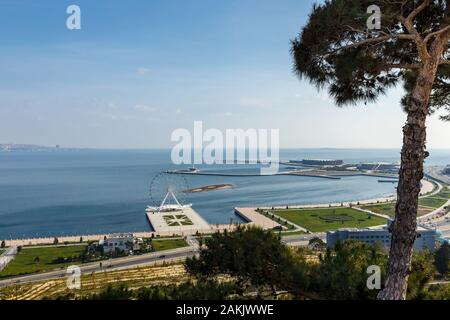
[326,224,437,252]
[99,233,134,254]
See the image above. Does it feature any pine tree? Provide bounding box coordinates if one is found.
[291,0,449,299]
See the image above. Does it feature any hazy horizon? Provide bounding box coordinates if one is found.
[1,0,449,149]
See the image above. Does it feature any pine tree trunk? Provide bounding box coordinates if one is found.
[378,62,439,300]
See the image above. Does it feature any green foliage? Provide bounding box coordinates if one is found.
[423,284,450,299]
[185,227,305,296]
[407,251,435,299]
[308,237,326,249]
[311,241,388,299]
[291,0,450,118]
[88,280,236,300]
[184,227,440,300]
[136,280,236,300]
[434,243,450,276]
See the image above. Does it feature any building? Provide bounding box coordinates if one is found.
[326,224,437,252]
[443,165,450,176]
[357,162,400,172]
[289,159,344,166]
[99,233,134,254]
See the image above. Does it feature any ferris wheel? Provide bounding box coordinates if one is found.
[148,172,190,211]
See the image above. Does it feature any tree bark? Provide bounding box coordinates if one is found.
[378,61,439,300]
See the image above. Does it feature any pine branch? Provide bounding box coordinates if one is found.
[398,0,431,61]
[326,34,415,56]
[405,0,430,22]
[384,63,422,69]
[424,25,450,44]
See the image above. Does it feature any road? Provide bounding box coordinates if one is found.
[0,233,317,289]
[426,166,450,185]
[0,246,195,288]
[282,233,326,247]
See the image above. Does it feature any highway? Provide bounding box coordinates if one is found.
[426,166,450,185]
[0,234,316,289]
[282,233,326,247]
[0,246,196,288]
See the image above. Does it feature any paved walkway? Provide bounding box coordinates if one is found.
[234,208,284,230]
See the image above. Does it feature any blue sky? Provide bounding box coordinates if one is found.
[0,0,448,149]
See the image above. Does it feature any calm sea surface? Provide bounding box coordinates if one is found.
[0,148,449,239]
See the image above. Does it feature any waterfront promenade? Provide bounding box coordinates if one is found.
[2,179,436,247]
[3,226,236,247]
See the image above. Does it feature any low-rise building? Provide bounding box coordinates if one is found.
[99,233,134,254]
[289,159,344,166]
[326,224,437,252]
[357,162,400,172]
[443,165,450,176]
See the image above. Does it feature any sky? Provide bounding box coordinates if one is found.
[0,0,448,149]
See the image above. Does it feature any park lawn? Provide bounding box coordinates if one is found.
[360,203,434,217]
[273,207,387,233]
[0,244,86,278]
[151,239,188,252]
[419,197,448,208]
[361,203,396,217]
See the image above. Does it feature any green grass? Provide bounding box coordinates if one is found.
[361,202,433,218]
[0,244,86,278]
[418,186,450,208]
[151,239,188,251]
[419,197,449,208]
[361,202,434,217]
[273,207,387,233]
[360,185,450,216]
[361,203,396,217]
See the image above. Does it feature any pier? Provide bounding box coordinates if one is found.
[234,208,284,230]
[166,169,342,179]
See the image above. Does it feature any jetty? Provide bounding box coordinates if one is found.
[234,208,284,230]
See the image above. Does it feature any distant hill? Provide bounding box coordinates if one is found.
[0,144,60,152]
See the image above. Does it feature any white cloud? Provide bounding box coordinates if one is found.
[175,108,182,114]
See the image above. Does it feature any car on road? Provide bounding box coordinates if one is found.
[158,255,167,259]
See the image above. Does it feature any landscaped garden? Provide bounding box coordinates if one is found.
[272,207,387,233]
[151,239,188,251]
[360,185,449,217]
[163,215,194,226]
[0,244,87,278]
